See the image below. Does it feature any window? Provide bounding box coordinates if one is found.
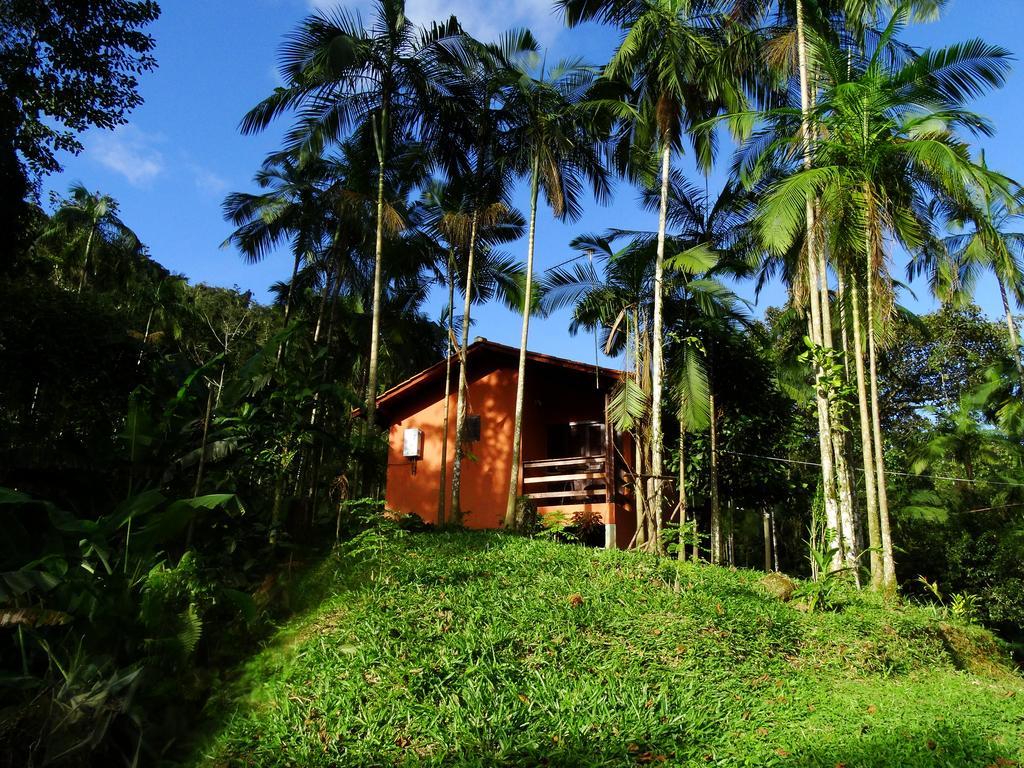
[547,421,605,458]
[465,414,481,442]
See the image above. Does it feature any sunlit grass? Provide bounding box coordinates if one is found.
[190,531,1024,767]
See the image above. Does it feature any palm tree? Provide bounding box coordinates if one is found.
[559,0,748,549]
[223,151,332,360]
[757,14,1011,590]
[616,175,757,559]
[645,175,758,561]
[240,0,461,421]
[40,182,140,293]
[735,0,951,580]
[542,236,658,546]
[439,29,537,524]
[915,153,1024,374]
[541,224,748,554]
[417,179,526,525]
[500,59,612,529]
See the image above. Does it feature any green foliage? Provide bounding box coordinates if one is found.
[950,592,981,625]
[195,532,1024,767]
[660,519,703,556]
[798,337,855,426]
[0,0,160,194]
[796,538,846,613]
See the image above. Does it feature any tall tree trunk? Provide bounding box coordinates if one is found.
[309,273,344,506]
[633,432,647,549]
[631,311,649,550]
[186,385,215,549]
[365,106,389,424]
[137,305,155,369]
[796,0,842,572]
[763,508,772,573]
[770,507,780,571]
[820,253,857,578]
[836,271,860,548]
[77,225,96,294]
[709,384,722,564]
[864,214,897,593]
[649,139,672,553]
[505,156,541,529]
[450,209,480,524]
[437,256,455,528]
[276,250,302,364]
[850,277,883,588]
[677,431,688,562]
[998,277,1023,375]
[269,471,285,546]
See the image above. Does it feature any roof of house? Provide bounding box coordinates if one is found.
[370,338,624,421]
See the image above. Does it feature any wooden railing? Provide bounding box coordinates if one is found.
[522,456,611,505]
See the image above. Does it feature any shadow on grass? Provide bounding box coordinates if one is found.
[421,723,1018,768]
[173,529,514,764]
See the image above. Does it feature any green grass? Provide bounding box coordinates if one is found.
[189,531,1024,767]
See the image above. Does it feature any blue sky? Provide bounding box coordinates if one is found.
[45,0,1024,366]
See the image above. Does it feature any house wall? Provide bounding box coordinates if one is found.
[384,365,517,529]
[383,357,633,542]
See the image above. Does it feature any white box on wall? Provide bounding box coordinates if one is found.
[402,428,423,459]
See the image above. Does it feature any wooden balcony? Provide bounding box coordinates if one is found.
[522,456,614,505]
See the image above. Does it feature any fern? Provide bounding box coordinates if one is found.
[178,604,203,655]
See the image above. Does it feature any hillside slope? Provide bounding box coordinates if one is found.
[190,532,1024,767]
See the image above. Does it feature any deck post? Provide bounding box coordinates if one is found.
[604,392,617,549]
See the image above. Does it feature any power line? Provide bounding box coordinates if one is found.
[542,251,592,274]
[720,448,1024,488]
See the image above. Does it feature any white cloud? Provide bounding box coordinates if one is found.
[309,0,561,47]
[193,166,228,197]
[88,125,165,186]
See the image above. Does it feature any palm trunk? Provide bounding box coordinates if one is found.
[998,277,1023,374]
[634,432,647,549]
[365,106,389,424]
[770,507,780,571]
[77,225,96,293]
[312,266,333,345]
[437,256,456,528]
[820,254,857,578]
[709,383,722,564]
[631,312,649,550]
[269,470,285,546]
[763,508,772,572]
[276,250,302,364]
[796,0,842,572]
[850,277,883,588]
[864,212,897,593]
[450,208,480,524]
[837,271,860,550]
[649,139,671,553]
[309,274,343,505]
[186,385,215,549]
[137,305,155,369]
[677,431,688,562]
[505,155,541,529]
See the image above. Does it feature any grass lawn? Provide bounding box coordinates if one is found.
[188,530,1024,767]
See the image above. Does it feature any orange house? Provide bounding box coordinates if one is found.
[374,339,636,548]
